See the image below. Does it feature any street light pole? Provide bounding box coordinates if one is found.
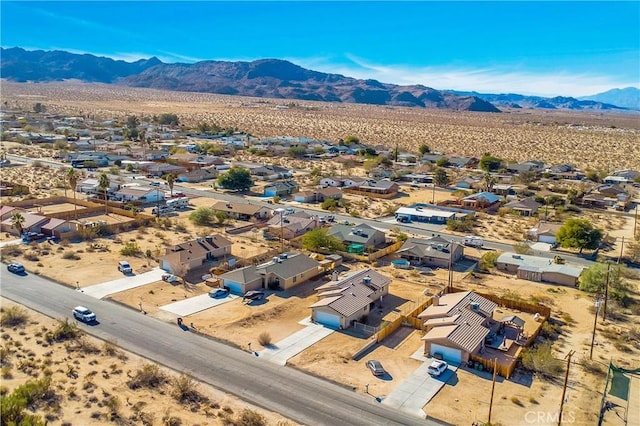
[590,298,602,360]
[558,350,575,426]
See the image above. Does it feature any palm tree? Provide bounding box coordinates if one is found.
[10,212,25,236]
[483,172,497,192]
[163,173,176,197]
[66,168,80,219]
[98,173,110,215]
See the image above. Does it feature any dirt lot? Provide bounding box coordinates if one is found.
[0,298,296,425]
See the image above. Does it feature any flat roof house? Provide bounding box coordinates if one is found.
[497,252,583,286]
[310,268,390,329]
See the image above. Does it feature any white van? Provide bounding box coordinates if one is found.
[152,205,173,216]
[463,236,484,248]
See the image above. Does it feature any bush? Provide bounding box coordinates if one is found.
[478,251,499,272]
[446,217,474,232]
[45,319,80,343]
[521,342,564,378]
[0,306,29,327]
[257,332,272,347]
[189,207,215,226]
[127,364,168,390]
[235,409,267,426]
[62,251,81,260]
[171,373,206,404]
[120,242,142,256]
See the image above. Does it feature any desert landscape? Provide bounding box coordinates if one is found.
[2,81,640,172]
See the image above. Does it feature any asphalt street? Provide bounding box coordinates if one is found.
[1,269,441,426]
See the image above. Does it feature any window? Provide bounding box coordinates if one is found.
[293,276,297,283]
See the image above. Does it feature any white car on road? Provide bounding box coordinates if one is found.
[73,306,97,323]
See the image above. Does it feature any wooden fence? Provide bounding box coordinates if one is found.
[375,315,404,343]
[448,286,552,318]
[342,188,400,199]
[468,353,517,378]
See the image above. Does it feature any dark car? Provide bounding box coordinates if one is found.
[366,360,386,376]
[209,288,230,298]
[7,263,26,274]
[243,290,265,301]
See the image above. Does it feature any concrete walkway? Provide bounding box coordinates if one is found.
[382,352,458,419]
[160,293,238,317]
[258,318,335,366]
[82,268,166,299]
[0,238,23,248]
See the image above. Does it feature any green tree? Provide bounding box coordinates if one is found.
[189,207,215,225]
[342,135,360,145]
[556,218,602,253]
[418,144,430,156]
[358,147,378,157]
[98,173,110,214]
[214,211,228,226]
[217,167,252,191]
[33,103,46,113]
[435,157,450,167]
[321,198,339,211]
[483,172,496,192]
[478,251,499,272]
[162,173,176,197]
[585,170,602,183]
[479,153,502,172]
[517,170,538,184]
[66,168,80,219]
[10,212,25,235]
[433,167,449,186]
[158,113,179,126]
[579,263,632,302]
[288,146,307,158]
[313,146,325,155]
[302,228,345,252]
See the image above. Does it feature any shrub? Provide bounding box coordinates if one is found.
[521,342,564,378]
[257,332,272,347]
[478,251,499,272]
[62,251,81,260]
[45,319,80,343]
[120,242,142,256]
[127,364,168,390]
[446,217,474,232]
[189,207,215,226]
[235,409,267,426]
[171,373,206,404]
[510,396,524,406]
[0,307,29,327]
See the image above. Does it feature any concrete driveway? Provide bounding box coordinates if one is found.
[258,318,334,366]
[160,293,238,317]
[382,353,458,418]
[82,268,166,299]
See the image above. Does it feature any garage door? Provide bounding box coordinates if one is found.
[430,343,462,364]
[224,281,243,295]
[315,311,341,329]
[539,235,556,244]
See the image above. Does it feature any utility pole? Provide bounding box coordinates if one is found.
[617,236,624,264]
[558,350,575,426]
[488,357,498,425]
[590,298,602,359]
[602,263,610,323]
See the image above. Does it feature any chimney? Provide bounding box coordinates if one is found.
[433,295,440,306]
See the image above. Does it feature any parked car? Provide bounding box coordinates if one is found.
[117,260,133,274]
[428,360,448,377]
[161,274,179,283]
[242,290,265,301]
[72,306,97,323]
[209,288,230,298]
[149,182,160,187]
[366,360,386,376]
[7,263,26,274]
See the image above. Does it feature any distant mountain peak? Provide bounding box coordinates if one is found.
[578,87,640,110]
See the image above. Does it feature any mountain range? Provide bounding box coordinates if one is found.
[1,47,635,112]
[579,87,640,110]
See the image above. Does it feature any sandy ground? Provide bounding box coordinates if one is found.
[0,298,296,426]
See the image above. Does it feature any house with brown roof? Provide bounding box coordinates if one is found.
[160,235,232,274]
[293,187,343,204]
[267,211,319,239]
[41,218,78,238]
[0,212,51,235]
[0,205,20,221]
[349,179,399,197]
[504,198,541,217]
[396,236,464,268]
[310,269,390,329]
[219,252,321,293]
[527,221,562,244]
[211,201,272,221]
[418,291,497,364]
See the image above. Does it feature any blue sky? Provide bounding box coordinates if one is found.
[1,1,638,97]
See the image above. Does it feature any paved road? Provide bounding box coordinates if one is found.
[1,269,441,426]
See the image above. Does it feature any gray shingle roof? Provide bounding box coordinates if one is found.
[397,236,454,260]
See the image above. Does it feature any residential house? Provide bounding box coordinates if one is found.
[492,184,517,197]
[504,198,541,216]
[114,186,164,203]
[603,169,640,184]
[546,164,585,181]
[267,211,319,239]
[250,165,293,181]
[421,153,446,164]
[400,173,433,184]
[327,223,386,252]
[319,176,346,187]
[506,160,545,174]
[263,180,299,197]
[142,163,186,177]
[342,177,368,188]
[0,205,20,221]
[293,187,343,203]
[40,218,78,238]
[460,191,502,210]
[76,178,120,194]
[581,184,629,209]
[170,153,224,168]
[160,235,233,274]
[527,221,562,244]
[1,212,50,235]
[453,175,482,190]
[395,204,474,224]
[396,236,464,268]
[310,269,391,329]
[418,291,497,364]
[496,252,583,286]
[220,252,321,293]
[211,201,272,221]
[349,179,399,197]
[448,156,478,169]
[176,167,218,183]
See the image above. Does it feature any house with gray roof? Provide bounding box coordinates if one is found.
[396,236,464,268]
[417,291,498,364]
[264,180,299,197]
[267,211,320,239]
[327,223,386,250]
[310,269,390,329]
[504,198,541,216]
[219,252,321,293]
[497,252,583,286]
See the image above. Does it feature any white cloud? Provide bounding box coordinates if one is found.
[290,55,639,98]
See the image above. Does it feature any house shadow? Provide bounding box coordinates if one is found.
[244,297,268,306]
